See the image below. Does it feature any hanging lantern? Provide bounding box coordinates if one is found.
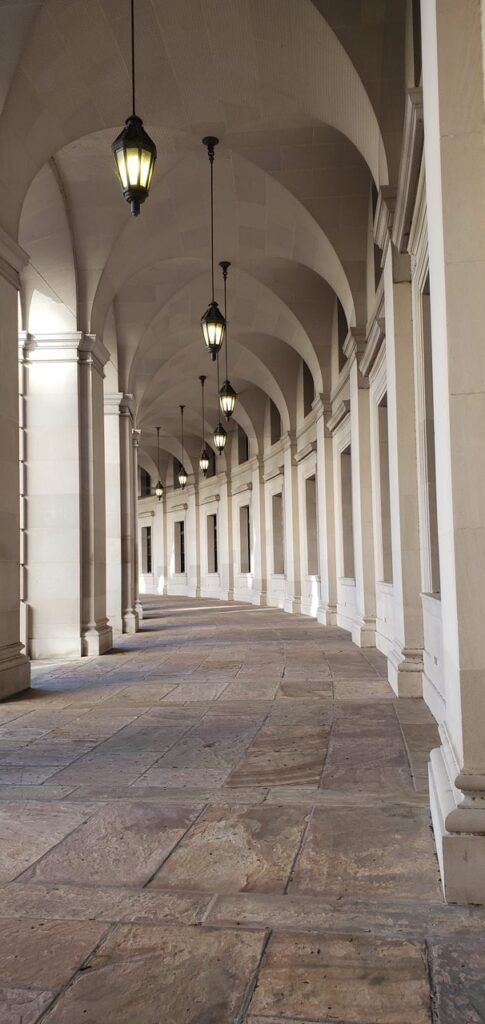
[219,378,237,420]
[214,422,227,453]
[199,375,210,476]
[154,426,163,500]
[112,0,157,215]
[178,405,187,489]
[201,300,225,358]
[218,261,237,420]
[201,137,225,359]
[199,449,210,475]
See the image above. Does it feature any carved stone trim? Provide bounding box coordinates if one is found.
[200,492,220,506]
[294,441,317,463]
[360,317,386,378]
[392,88,424,253]
[373,186,397,253]
[327,400,350,434]
[232,480,253,496]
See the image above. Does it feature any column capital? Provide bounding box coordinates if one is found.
[104,391,124,415]
[120,394,135,418]
[79,334,111,374]
[392,87,424,254]
[359,317,386,378]
[343,326,367,363]
[20,331,110,375]
[0,224,29,289]
[373,185,397,266]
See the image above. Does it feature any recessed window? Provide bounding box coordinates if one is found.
[239,505,251,573]
[207,514,218,573]
[303,362,314,417]
[305,475,318,575]
[378,395,392,583]
[174,520,185,573]
[141,525,152,573]
[270,400,281,445]
[341,445,355,578]
[337,300,348,372]
[272,492,285,574]
[140,468,151,497]
[238,426,249,464]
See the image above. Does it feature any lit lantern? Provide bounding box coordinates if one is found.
[112,115,156,216]
[112,0,156,216]
[201,137,225,358]
[213,422,227,454]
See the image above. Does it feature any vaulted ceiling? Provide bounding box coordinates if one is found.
[1,0,407,474]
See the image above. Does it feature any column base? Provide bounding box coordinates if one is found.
[0,646,30,701]
[429,733,485,904]
[317,603,337,625]
[387,646,423,697]
[122,610,139,634]
[352,616,376,647]
[284,597,301,615]
[135,601,143,621]
[81,623,113,656]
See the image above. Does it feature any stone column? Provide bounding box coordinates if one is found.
[152,495,165,594]
[132,429,143,622]
[79,337,113,655]
[346,334,376,646]
[251,457,267,606]
[119,399,138,633]
[104,392,123,634]
[314,396,337,625]
[382,248,424,695]
[21,332,112,658]
[282,433,301,615]
[0,230,30,698]
[222,469,234,601]
[422,0,485,902]
[186,482,200,598]
[161,493,168,595]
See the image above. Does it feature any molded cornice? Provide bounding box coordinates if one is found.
[231,480,253,496]
[200,492,220,506]
[392,88,424,254]
[294,441,317,464]
[343,327,366,362]
[360,317,386,378]
[373,186,396,259]
[326,400,350,434]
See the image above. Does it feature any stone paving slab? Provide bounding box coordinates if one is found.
[228,724,331,787]
[0,595,483,1023]
[206,891,485,939]
[248,932,432,1023]
[0,987,55,1024]
[18,801,203,887]
[150,804,311,893]
[0,883,210,924]
[40,923,267,1023]
[428,937,485,1023]
[0,800,93,882]
[0,918,107,989]
[290,804,441,900]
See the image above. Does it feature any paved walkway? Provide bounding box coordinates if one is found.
[0,596,484,1023]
